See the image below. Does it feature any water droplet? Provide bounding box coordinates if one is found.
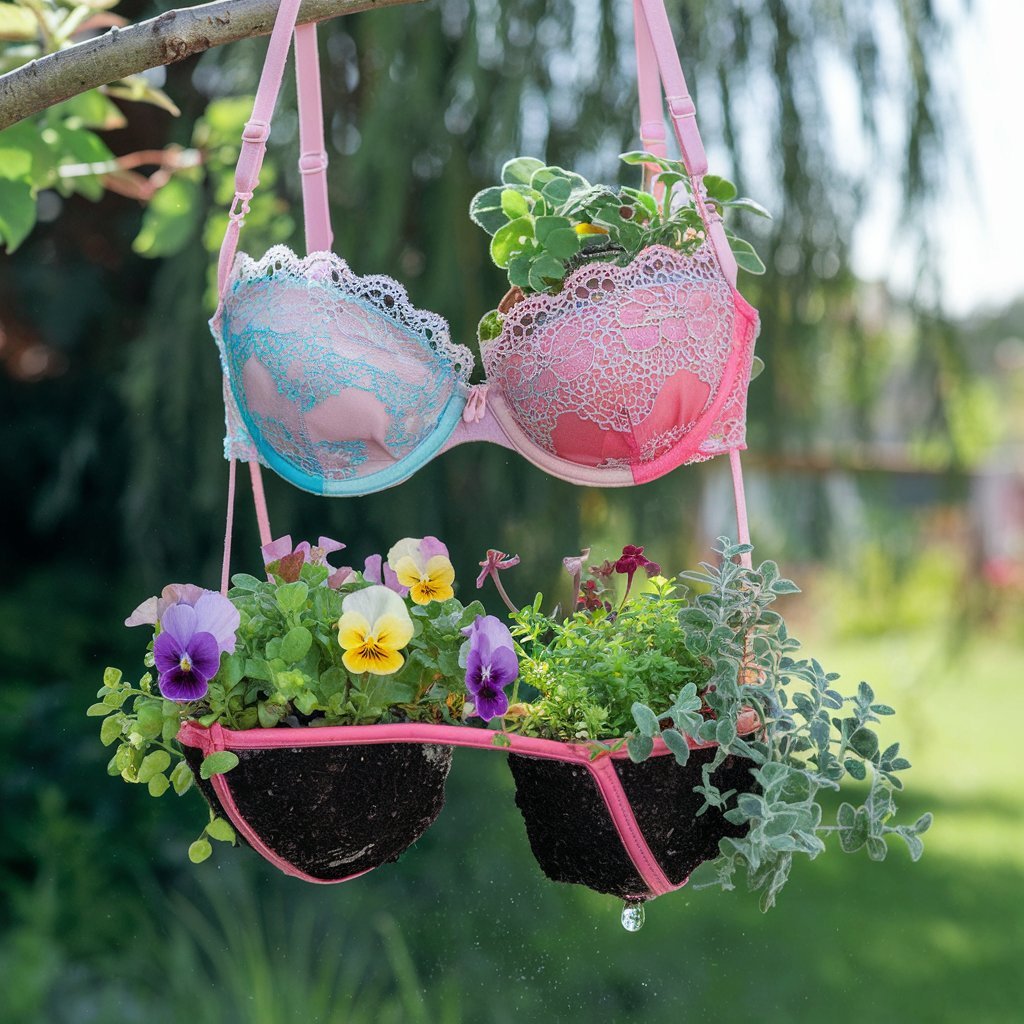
[621,900,645,932]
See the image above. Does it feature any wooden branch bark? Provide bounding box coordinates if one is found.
[0,0,424,132]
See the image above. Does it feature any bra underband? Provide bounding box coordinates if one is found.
[210,0,760,497]
[178,713,760,894]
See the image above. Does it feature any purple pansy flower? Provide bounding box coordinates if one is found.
[261,535,352,588]
[461,615,518,722]
[363,553,409,596]
[153,593,240,702]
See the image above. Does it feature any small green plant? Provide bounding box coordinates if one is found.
[479,538,931,910]
[469,153,770,341]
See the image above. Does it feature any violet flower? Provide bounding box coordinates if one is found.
[462,615,518,722]
[153,593,239,702]
[614,545,662,604]
[562,547,591,610]
[262,535,352,587]
[125,583,207,628]
[363,553,409,596]
[476,549,521,614]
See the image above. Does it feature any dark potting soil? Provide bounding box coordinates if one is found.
[614,747,758,887]
[182,741,452,881]
[507,755,649,900]
[508,749,758,900]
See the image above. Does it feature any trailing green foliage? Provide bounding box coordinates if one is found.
[632,538,930,910]
[497,538,929,909]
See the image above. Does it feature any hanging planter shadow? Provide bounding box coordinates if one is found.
[178,722,453,884]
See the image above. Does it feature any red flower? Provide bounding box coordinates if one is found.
[614,545,661,582]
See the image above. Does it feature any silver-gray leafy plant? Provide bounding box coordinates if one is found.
[629,538,932,911]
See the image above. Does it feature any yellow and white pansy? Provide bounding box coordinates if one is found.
[337,585,414,675]
[386,536,455,605]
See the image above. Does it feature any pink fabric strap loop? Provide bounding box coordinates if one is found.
[248,462,273,549]
[730,447,753,569]
[635,0,708,176]
[179,716,760,893]
[294,21,334,254]
[215,0,305,297]
[632,0,738,284]
[220,458,238,596]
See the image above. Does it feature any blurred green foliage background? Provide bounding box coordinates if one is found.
[1,0,1022,1021]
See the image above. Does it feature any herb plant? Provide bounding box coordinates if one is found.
[479,538,931,910]
[469,153,770,341]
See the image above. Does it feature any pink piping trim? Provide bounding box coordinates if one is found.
[202,723,372,885]
[209,773,372,885]
[588,755,675,895]
[178,713,759,894]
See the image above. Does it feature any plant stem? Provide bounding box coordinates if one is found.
[489,572,519,615]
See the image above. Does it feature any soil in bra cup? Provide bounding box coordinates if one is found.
[508,747,759,900]
[182,740,453,881]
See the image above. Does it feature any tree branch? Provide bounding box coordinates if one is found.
[0,0,424,132]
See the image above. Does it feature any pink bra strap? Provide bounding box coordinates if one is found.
[729,448,753,569]
[220,458,238,596]
[633,0,669,166]
[294,22,334,254]
[632,0,738,285]
[219,458,274,596]
[216,0,305,294]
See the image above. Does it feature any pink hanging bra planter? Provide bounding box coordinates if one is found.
[176,714,761,894]
[478,246,760,483]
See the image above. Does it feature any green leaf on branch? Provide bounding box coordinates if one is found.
[501,157,545,186]
[170,760,194,796]
[138,750,171,783]
[469,186,509,234]
[660,727,691,766]
[703,174,738,203]
[188,839,212,864]
[200,751,239,779]
[500,188,530,219]
[631,702,660,738]
[100,716,122,747]
[0,178,36,252]
[275,582,309,614]
[490,217,534,269]
[206,817,236,843]
[527,254,565,292]
[147,774,170,798]
[728,236,766,274]
[627,734,654,762]
[279,626,313,664]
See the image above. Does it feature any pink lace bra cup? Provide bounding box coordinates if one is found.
[211,0,760,497]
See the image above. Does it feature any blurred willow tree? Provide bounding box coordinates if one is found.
[0,0,962,586]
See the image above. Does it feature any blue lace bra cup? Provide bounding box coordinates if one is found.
[213,248,474,496]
